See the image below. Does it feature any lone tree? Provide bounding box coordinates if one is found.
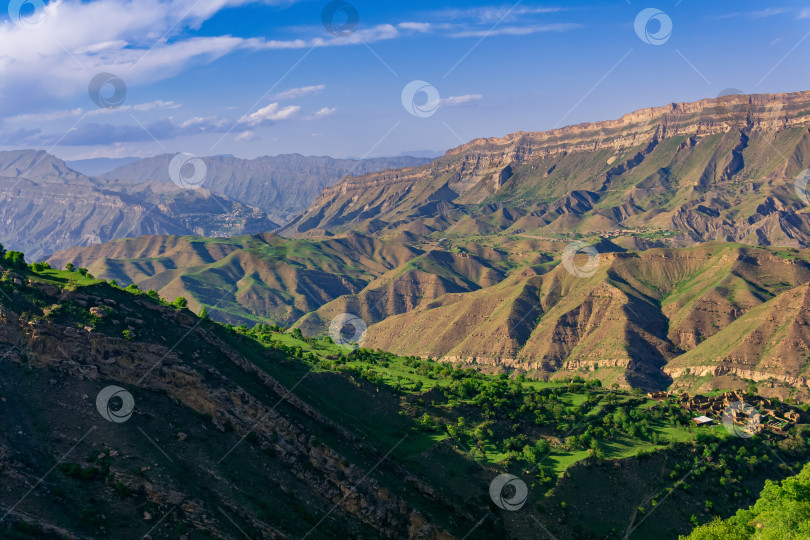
[65,262,75,272]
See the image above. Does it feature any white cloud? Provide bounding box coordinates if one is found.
[0,0,405,118]
[435,6,566,24]
[235,130,259,141]
[5,100,179,123]
[74,40,129,54]
[179,115,229,131]
[0,0,558,123]
[306,107,337,120]
[452,23,580,38]
[398,22,431,33]
[238,103,300,126]
[749,8,789,18]
[439,94,483,107]
[4,99,312,147]
[799,8,810,18]
[5,108,86,124]
[270,85,326,100]
[65,143,154,160]
[131,100,181,112]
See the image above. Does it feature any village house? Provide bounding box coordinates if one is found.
[670,390,802,436]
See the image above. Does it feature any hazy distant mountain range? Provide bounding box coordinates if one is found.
[65,156,141,176]
[0,150,430,259]
[105,154,432,224]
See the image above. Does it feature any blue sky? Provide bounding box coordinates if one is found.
[2,0,810,161]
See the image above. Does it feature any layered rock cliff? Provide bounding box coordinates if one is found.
[283,90,810,247]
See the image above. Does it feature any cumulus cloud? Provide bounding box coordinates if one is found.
[0,0,573,124]
[235,130,259,141]
[16,99,313,146]
[306,107,337,120]
[238,103,300,126]
[0,0,415,118]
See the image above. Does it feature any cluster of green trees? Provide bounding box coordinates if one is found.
[194,321,810,511]
[683,461,810,539]
[0,243,27,269]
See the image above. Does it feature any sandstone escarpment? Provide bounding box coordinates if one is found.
[283,89,810,247]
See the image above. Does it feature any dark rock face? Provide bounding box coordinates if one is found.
[0,280,454,539]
